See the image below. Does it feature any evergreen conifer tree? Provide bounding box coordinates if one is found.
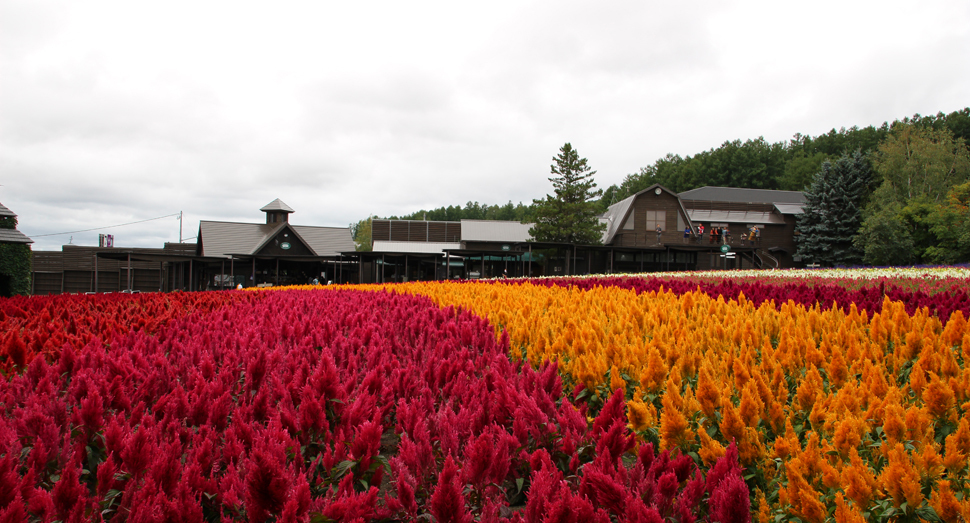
[795,150,871,266]
[529,143,606,244]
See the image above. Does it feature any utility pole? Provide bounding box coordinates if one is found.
[179,211,183,243]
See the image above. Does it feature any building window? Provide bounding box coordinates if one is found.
[645,210,666,232]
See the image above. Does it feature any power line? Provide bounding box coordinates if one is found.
[27,212,181,238]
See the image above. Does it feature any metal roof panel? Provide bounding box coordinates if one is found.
[687,209,786,224]
[773,203,806,215]
[290,225,355,256]
[678,186,806,204]
[460,220,533,242]
[372,241,460,254]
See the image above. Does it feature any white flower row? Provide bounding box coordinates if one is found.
[514,266,970,281]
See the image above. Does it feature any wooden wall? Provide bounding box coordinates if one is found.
[609,191,689,248]
[372,220,461,243]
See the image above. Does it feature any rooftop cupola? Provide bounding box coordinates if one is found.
[261,199,295,224]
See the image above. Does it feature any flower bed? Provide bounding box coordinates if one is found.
[0,292,254,374]
[315,278,970,521]
[0,289,747,522]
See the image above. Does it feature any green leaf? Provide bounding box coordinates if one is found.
[333,460,356,477]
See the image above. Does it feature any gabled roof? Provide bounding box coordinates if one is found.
[677,186,806,204]
[198,220,353,258]
[600,195,636,245]
[0,202,32,244]
[460,220,533,242]
[0,229,33,244]
[251,223,317,256]
[260,198,295,213]
[600,184,691,244]
[291,225,356,256]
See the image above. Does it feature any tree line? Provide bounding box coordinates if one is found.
[353,107,970,264]
[600,108,970,209]
[797,121,970,266]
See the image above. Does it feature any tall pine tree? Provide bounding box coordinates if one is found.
[529,143,606,244]
[795,150,872,266]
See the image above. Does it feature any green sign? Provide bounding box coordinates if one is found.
[720,244,729,253]
[502,244,510,251]
[281,242,291,250]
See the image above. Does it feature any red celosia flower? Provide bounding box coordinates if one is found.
[709,474,751,523]
[430,455,471,523]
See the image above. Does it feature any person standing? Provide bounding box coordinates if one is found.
[683,226,691,243]
[656,225,663,244]
[698,224,705,241]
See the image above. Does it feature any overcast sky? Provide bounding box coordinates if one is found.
[3,0,969,251]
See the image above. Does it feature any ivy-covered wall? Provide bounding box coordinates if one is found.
[0,243,32,296]
[0,212,32,297]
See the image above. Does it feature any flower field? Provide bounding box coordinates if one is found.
[1,268,968,522]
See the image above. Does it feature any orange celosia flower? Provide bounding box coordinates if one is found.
[719,402,745,448]
[796,365,824,412]
[827,346,849,388]
[755,489,772,523]
[639,344,667,394]
[880,442,923,509]
[942,430,968,475]
[833,416,864,457]
[930,480,962,523]
[738,380,764,428]
[841,448,875,508]
[609,364,626,393]
[923,373,956,419]
[904,406,933,446]
[950,416,970,456]
[834,492,867,523]
[627,394,656,432]
[695,363,721,419]
[882,403,907,444]
[659,389,694,451]
[698,426,726,466]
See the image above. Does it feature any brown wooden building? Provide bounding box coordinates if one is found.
[31,243,196,295]
[30,199,356,294]
[601,184,805,270]
[355,185,806,281]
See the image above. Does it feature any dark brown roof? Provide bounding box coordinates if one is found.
[0,229,32,244]
[0,203,16,218]
[677,186,805,204]
[260,198,295,213]
[198,220,354,258]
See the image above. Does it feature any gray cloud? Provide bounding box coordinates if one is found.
[3,0,969,252]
